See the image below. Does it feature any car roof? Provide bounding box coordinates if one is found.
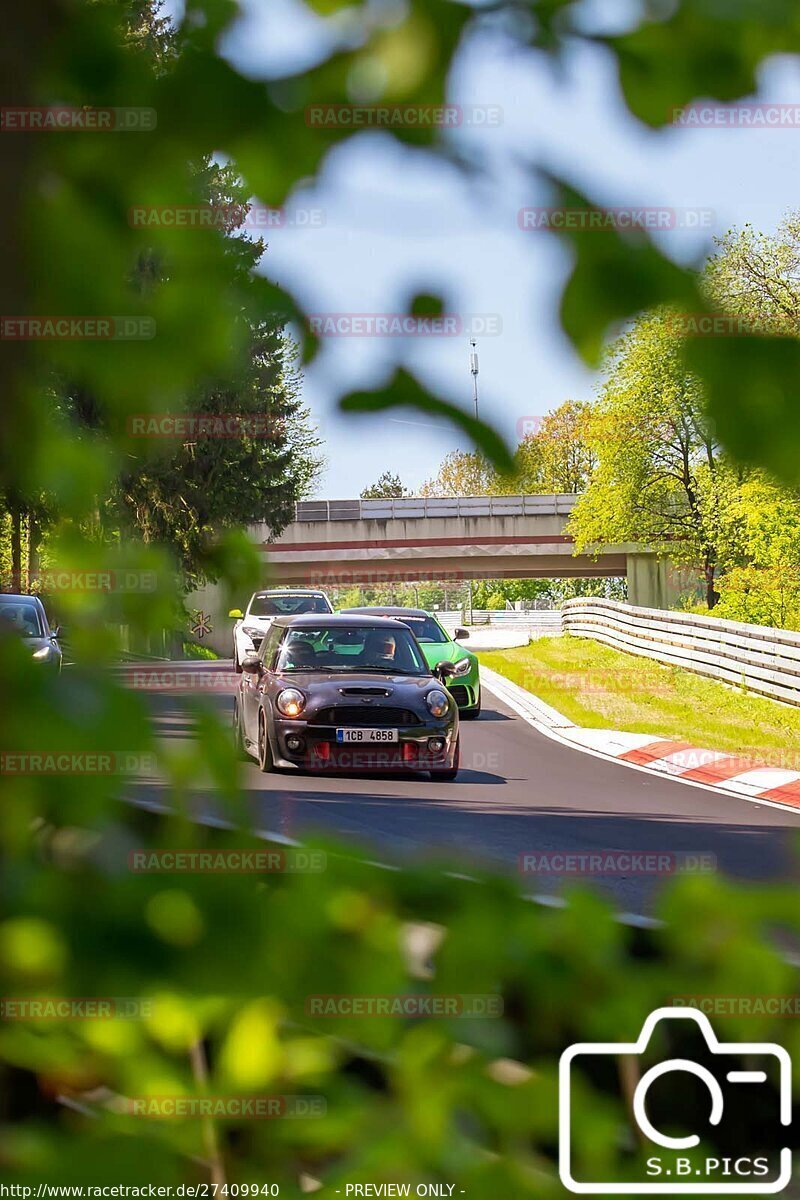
[273,613,411,629]
[251,589,328,597]
[341,606,431,618]
[0,593,44,608]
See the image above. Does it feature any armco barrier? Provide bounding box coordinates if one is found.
[439,610,561,629]
[561,598,800,707]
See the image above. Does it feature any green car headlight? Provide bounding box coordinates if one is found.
[452,657,472,677]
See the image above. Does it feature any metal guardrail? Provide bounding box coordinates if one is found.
[562,598,800,707]
[440,609,561,628]
[294,495,580,522]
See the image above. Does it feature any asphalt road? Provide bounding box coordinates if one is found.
[124,660,800,916]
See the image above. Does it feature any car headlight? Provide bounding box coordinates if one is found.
[32,647,51,660]
[242,625,262,637]
[276,688,306,718]
[452,656,472,677]
[426,688,450,718]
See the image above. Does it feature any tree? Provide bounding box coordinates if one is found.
[108,327,322,588]
[50,85,323,590]
[419,401,595,498]
[569,312,744,608]
[535,400,596,493]
[419,450,497,497]
[705,214,800,334]
[360,471,410,499]
[712,475,800,627]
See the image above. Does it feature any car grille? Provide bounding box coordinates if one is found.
[448,685,470,707]
[310,706,421,727]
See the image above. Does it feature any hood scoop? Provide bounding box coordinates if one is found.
[338,686,393,697]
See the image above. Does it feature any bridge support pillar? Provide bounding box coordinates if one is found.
[626,553,684,610]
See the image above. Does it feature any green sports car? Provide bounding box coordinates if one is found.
[339,606,481,718]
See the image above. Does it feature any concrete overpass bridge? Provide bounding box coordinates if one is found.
[254,495,676,608]
[188,495,683,653]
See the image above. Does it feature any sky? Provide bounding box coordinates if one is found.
[207,0,800,499]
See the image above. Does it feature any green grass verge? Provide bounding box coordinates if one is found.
[478,634,800,760]
[182,640,219,660]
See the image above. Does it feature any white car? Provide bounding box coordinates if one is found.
[230,589,333,671]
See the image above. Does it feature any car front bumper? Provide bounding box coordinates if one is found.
[269,715,459,772]
[446,666,480,709]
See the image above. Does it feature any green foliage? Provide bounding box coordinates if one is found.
[420,401,595,498]
[685,214,800,485]
[360,472,411,500]
[182,640,219,659]
[569,310,747,606]
[5,0,800,1186]
[341,370,513,475]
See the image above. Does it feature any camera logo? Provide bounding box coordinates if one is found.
[559,1007,792,1194]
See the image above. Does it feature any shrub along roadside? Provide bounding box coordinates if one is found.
[4,809,799,1188]
[478,636,800,761]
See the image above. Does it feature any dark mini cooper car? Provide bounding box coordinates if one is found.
[233,614,460,780]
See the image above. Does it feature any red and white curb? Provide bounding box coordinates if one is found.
[480,666,800,817]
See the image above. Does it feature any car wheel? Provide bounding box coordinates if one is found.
[461,689,481,719]
[430,736,459,782]
[232,698,249,760]
[257,709,275,774]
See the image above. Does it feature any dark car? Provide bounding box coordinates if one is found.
[0,594,63,671]
[233,614,460,780]
[340,606,481,717]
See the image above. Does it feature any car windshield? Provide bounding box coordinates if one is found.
[248,593,331,617]
[396,614,449,644]
[276,626,430,675]
[0,601,44,637]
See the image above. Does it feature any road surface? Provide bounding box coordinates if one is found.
[124,660,800,916]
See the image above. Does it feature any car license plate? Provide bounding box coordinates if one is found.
[336,728,398,743]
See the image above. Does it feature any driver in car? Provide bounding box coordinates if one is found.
[283,638,317,670]
[362,631,397,669]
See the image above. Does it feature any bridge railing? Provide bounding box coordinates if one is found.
[294,494,580,522]
[562,598,800,708]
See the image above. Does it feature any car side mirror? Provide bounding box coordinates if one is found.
[229,608,244,619]
[241,654,262,674]
[434,660,456,681]
[454,627,469,641]
[51,625,62,639]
